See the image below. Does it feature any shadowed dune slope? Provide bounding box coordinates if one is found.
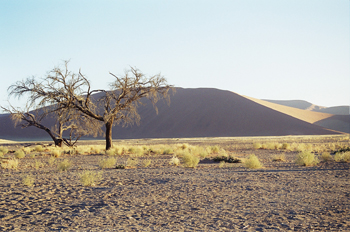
[0,88,341,140]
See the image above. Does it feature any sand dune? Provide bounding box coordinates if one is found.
[0,88,342,140]
[245,95,349,133]
[243,95,333,124]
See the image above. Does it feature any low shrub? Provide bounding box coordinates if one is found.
[14,150,25,159]
[295,151,319,166]
[213,155,241,163]
[80,170,103,187]
[0,152,3,158]
[1,158,19,169]
[57,159,71,171]
[29,153,36,158]
[182,153,200,168]
[320,152,332,162]
[244,154,263,169]
[99,157,117,169]
[22,175,35,187]
[115,164,125,169]
[169,156,180,166]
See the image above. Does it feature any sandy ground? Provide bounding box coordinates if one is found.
[1,137,350,231]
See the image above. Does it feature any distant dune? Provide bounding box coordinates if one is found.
[247,96,349,133]
[0,88,343,141]
[264,99,349,115]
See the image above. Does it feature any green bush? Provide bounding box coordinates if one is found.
[295,151,319,166]
[244,154,263,169]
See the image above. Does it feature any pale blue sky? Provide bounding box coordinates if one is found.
[0,0,349,107]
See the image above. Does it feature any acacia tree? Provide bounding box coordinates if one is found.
[1,103,101,147]
[8,61,173,150]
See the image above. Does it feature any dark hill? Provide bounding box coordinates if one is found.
[0,88,341,141]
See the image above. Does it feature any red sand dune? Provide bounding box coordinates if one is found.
[0,88,342,141]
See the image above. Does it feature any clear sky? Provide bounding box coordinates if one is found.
[0,0,349,107]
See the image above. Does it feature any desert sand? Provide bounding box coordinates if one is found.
[1,136,349,231]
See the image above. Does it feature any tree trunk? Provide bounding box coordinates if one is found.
[43,127,62,147]
[105,120,113,150]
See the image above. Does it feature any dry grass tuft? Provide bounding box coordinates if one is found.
[244,154,263,169]
[334,152,350,163]
[181,152,200,168]
[22,175,35,187]
[169,156,180,166]
[253,143,262,150]
[0,146,9,154]
[99,157,117,169]
[1,158,19,169]
[57,159,71,171]
[321,152,332,162]
[14,150,25,159]
[295,151,319,166]
[34,145,44,152]
[80,170,103,187]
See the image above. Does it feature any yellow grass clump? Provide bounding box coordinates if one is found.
[1,158,19,169]
[57,159,71,171]
[244,154,263,169]
[320,152,332,162]
[169,156,180,166]
[14,150,25,159]
[80,171,103,187]
[99,157,117,169]
[295,151,319,166]
[22,175,35,187]
[181,152,200,168]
